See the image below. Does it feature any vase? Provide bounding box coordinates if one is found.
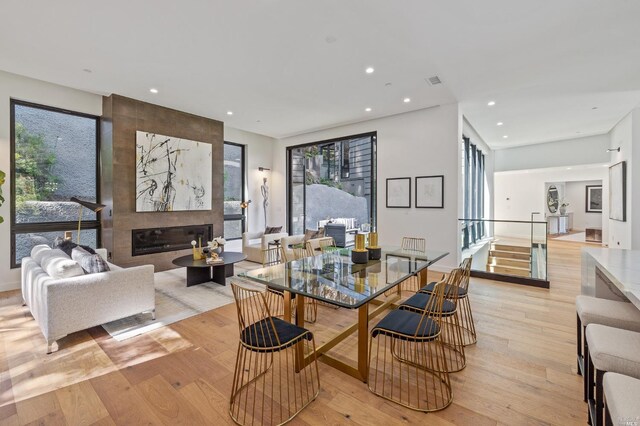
[559,206,566,215]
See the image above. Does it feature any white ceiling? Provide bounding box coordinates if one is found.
[0,0,639,148]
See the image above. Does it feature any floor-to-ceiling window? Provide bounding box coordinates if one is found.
[10,100,100,267]
[461,135,485,250]
[223,142,246,240]
[287,132,377,235]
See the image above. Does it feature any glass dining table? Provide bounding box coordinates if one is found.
[240,246,449,382]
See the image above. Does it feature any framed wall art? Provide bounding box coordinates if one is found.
[415,175,444,208]
[609,161,626,221]
[386,177,411,208]
[136,131,212,212]
[585,185,603,213]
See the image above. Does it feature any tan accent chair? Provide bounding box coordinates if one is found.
[242,230,287,263]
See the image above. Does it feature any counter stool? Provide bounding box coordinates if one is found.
[584,324,640,426]
[575,295,640,401]
[603,372,640,426]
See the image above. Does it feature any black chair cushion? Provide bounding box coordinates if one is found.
[371,309,440,341]
[399,292,456,315]
[420,281,467,297]
[241,317,311,351]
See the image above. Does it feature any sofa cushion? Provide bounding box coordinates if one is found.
[265,226,283,234]
[53,238,97,257]
[40,249,85,279]
[31,244,52,265]
[72,247,110,274]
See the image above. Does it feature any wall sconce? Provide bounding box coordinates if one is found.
[607,147,621,152]
[258,167,271,172]
[240,200,252,209]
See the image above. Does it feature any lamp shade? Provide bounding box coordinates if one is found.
[70,197,106,212]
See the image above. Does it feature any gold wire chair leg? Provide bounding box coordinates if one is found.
[457,295,477,346]
[368,333,452,412]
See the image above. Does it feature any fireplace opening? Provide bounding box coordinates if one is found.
[131,224,213,256]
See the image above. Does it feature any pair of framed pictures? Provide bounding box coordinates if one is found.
[386,175,444,209]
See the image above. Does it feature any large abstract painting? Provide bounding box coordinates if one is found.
[136,131,212,212]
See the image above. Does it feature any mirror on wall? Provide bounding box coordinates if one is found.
[547,185,559,213]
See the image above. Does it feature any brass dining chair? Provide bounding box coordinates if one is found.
[229,281,320,426]
[401,236,426,252]
[419,257,476,345]
[277,244,318,323]
[395,236,427,292]
[398,267,466,372]
[368,279,452,412]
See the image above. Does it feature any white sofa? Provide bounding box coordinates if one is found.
[242,231,288,263]
[21,245,155,353]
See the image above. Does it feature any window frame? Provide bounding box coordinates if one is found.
[461,135,485,251]
[223,141,246,241]
[10,99,101,268]
[286,131,377,235]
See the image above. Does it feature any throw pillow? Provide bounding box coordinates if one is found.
[71,246,110,274]
[304,228,324,241]
[40,249,85,279]
[31,244,52,265]
[54,238,97,257]
[265,226,282,234]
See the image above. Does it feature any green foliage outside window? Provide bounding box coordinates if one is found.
[14,123,60,207]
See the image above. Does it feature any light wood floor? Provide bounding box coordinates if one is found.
[0,240,587,425]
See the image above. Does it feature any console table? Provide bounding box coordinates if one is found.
[547,213,573,234]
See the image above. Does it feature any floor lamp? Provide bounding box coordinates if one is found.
[70,197,106,245]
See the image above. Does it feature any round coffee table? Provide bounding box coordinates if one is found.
[172,251,247,287]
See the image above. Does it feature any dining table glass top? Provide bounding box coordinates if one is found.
[239,246,449,308]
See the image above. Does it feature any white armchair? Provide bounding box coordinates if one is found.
[242,231,288,263]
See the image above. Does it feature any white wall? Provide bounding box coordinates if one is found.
[0,70,103,291]
[607,109,640,249]
[270,104,475,271]
[224,126,276,235]
[564,180,603,231]
[494,134,610,172]
[494,165,609,240]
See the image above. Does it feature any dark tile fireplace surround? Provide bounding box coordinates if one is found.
[131,224,213,257]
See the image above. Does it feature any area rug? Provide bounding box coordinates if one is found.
[102,260,261,341]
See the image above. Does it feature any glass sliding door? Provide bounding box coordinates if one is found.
[287,132,377,235]
[223,142,246,240]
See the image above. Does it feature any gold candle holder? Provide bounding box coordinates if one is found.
[355,234,366,251]
[368,232,378,248]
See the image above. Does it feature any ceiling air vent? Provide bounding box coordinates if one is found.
[426,76,442,86]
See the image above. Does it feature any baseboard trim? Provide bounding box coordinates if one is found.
[0,280,21,293]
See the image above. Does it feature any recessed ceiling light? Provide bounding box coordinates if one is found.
[592,107,598,110]
[365,67,375,74]
[503,135,508,139]
[227,111,233,115]
[385,82,392,87]
[149,88,158,94]
[487,101,496,106]
[83,68,92,73]
[365,107,372,112]
[567,167,572,170]
[403,98,411,103]
[497,122,503,126]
